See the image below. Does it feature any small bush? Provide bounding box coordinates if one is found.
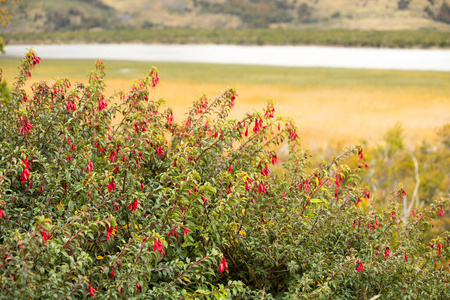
[0,50,449,299]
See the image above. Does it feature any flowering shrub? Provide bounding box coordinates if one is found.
[0,50,449,299]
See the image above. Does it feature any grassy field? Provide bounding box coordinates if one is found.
[1,57,449,150]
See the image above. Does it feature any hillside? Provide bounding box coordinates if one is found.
[2,0,450,32]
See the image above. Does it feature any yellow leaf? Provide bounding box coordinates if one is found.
[239,230,246,238]
[182,277,190,282]
[57,201,64,210]
[96,256,103,260]
[242,209,245,216]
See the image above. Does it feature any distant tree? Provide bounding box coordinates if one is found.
[0,0,21,53]
[398,0,412,10]
[436,1,450,23]
[297,2,313,23]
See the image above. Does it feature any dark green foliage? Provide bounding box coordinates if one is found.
[3,28,450,48]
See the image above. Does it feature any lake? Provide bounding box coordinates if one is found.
[3,44,450,71]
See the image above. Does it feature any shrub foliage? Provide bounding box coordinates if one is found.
[0,50,449,299]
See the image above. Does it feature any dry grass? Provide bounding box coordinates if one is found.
[1,58,449,150]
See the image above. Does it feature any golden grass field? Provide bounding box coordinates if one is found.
[1,57,449,150]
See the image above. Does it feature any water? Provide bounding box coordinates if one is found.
[3,44,450,71]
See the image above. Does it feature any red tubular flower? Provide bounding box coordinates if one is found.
[245,177,253,191]
[86,159,94,172]
[20,158,31,182]
[356,261,364,272]
[0,207,5,219]
[113,166,118,174]
[129,198,138,212]
[405,251,408,262]
[31,53,41,67]
[168,228,178,237]
[183,226,190,235]
[107,178,116,192]
[153,239,165,256]
[218,256,228,273]
[258,181,267,194]
[140,182,144,191]
[156,147,163,158]
[18,117,33,135]
[437,242,444,257]
[66,100,76,112]
[106,225,114,242]
[109,149,117,162]
[227,165,232,173]
[88,282,97,297]
[97,96,107,111]
[40,229,49,242]
[385,247,390,259]
[271,154,278,165]
[437,206,445,218]
[110,267,115,278]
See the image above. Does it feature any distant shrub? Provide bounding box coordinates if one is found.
[398,0,412,10]
[437,1,450,24]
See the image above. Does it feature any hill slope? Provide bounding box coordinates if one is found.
[2,0,450,32]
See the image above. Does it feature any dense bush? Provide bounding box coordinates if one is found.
[0,50,449,299]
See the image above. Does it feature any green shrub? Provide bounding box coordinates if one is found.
[0,50,449,299]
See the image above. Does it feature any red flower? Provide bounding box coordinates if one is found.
[129,198,138,212]
[168,228,178,237]
[271,154,278,165]
[97,96,107,111]
[405,251,408,262]
[107,178,116,192]
[140,182,144,191]
[113,166,118,174]
[385,247,390,259]
[153,239,165,256]
[86,159,94,172]
[258,181,267,194]
[40,229,50,241]
[260,163,270,177]
[20,158,31,182]
[66,100,76,112]
[156,147,163,158]
[110,267,115,278]
[437,206,445,218]
[288,128,298,140]
[67,155,72,162]
[245,177,253,191]
[227,165,232,173]
[253,119,262,133]
[218,256,228,273]
[0,207,5,219]
[106,225,115,242]
[88,282,97,297]
[356,261,364,272]
[31,52,41,67]
[437,242,444,257]
[18,117,33,135]
[182,226,191,235]
[109,149,117,162]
